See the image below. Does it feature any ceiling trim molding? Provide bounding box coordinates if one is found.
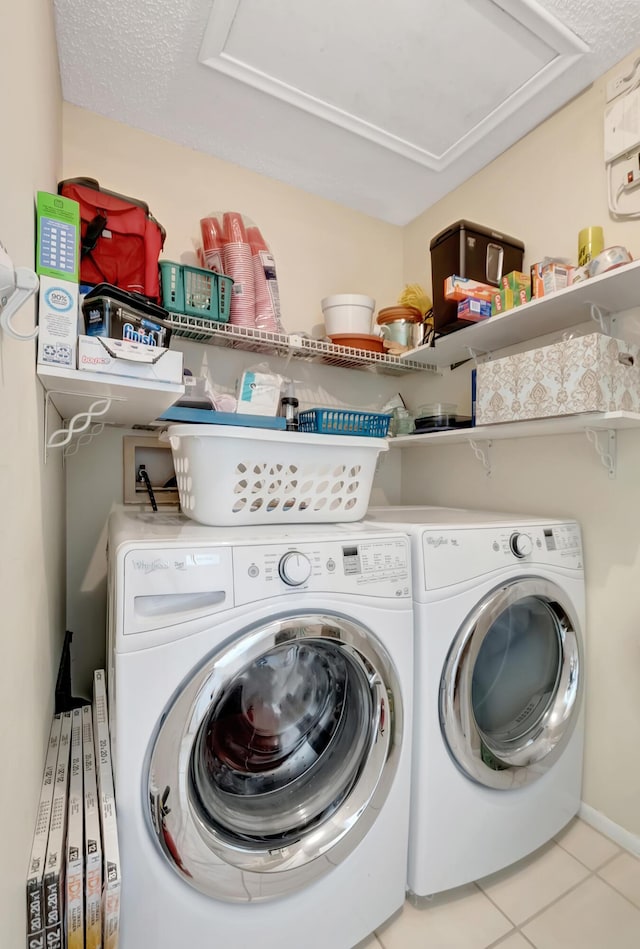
[199,0,590,170]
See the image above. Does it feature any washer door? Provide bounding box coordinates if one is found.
[440,578,582,790]
[147,613,402,902]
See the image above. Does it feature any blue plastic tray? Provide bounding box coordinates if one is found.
[160,407,286,429]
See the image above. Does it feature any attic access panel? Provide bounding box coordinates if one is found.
[199,0,589,170]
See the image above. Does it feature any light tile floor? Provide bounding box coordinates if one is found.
[361,819,640,949]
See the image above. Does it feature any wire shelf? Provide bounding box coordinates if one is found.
[165,315,438,375]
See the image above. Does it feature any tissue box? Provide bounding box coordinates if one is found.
[77,336,183,383]
[476,332,640,424]
[236,370,282,416]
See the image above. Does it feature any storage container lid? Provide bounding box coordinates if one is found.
[376,305,423,325]
[429,220,524,253]
[83,282,169,320]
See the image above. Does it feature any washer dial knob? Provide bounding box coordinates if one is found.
[278,551,312,586]
[510,532,533,558]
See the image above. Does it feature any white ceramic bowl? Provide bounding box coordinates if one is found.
[321,294,375,336]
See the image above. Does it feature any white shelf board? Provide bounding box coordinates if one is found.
[37,366,184,426]
[389,411,640,448]
[402,258,640,368]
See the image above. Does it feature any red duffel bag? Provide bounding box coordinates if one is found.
[58,177,166,301]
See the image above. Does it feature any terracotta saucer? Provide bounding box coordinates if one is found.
[329,333,385,353]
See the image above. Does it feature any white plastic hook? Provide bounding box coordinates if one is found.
[0,243,39,342]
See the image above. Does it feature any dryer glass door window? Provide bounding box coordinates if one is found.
[146,613,403,902]
[441,578,582,790]
[472,596,561,752]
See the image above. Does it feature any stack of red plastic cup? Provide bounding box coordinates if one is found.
[222,212,256,327]
[247,225,281,333]
[200,217,224,275]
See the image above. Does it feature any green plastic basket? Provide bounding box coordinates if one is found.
[159,261,232,322]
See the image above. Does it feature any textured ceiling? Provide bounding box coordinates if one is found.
[53,0,640,224]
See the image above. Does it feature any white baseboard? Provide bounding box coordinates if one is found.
[579,802,640,857]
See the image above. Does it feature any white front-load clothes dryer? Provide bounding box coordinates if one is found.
[106,511,413,949]
[365,506,585,897]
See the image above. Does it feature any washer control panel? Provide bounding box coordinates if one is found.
[510,532,533,559]
[421,522,583,590]
[233,536,410,604]
[278,550,313,586]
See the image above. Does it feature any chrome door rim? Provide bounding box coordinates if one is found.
[146,613,402,901]
[440,578,582,790]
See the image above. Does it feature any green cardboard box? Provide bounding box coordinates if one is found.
[491,285,531,315]
[36,191,80,282]
[501,270,530,293]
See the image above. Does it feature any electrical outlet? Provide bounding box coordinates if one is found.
[122,434,178,507]
[606,62,640,103]
[604,88,640,163]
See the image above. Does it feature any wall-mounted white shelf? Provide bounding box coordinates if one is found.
[37,366,184,425]
[165,313,439,375]
[37,365,184,459]
[402,258,640,368]
[389,411,640,448]
[389,411,640,479]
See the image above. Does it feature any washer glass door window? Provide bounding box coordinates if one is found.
[191,637,371,843]
[147,613,402,902]
[441,578,582,789]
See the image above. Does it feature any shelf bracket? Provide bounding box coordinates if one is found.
[467,437,492,477]
[44,395,112,463]
[62,421,107,458]
[585,428,616,479]
[588,302,614,336]
[450,346,489,371]
[466,347,490,367]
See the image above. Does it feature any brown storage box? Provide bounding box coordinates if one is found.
[476,332,640,424]
[430,220,524,334]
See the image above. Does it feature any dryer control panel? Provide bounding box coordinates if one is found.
[421,522,583,590]
[233,536,411,605]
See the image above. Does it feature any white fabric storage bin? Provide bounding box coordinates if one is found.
[476,332,640,424]
[165,424,388,526]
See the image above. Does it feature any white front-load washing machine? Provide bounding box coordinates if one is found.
[366,506,585,896]
[106,511,413,948]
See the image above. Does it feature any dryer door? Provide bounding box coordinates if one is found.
[146,612,402,902]
[440,577,582,790]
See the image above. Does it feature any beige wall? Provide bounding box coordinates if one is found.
[62,104,404,337]
[0,0,66,942]
[400,50,640,840]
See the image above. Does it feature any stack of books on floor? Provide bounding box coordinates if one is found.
[26,670,120,948]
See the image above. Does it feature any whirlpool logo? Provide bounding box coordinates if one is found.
[45,286,74,312]
[426,535,449,547]
[132,558,170,574]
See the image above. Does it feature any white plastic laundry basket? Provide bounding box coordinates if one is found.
[165,424,388,526]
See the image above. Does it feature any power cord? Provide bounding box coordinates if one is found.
[137,464,158,512]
